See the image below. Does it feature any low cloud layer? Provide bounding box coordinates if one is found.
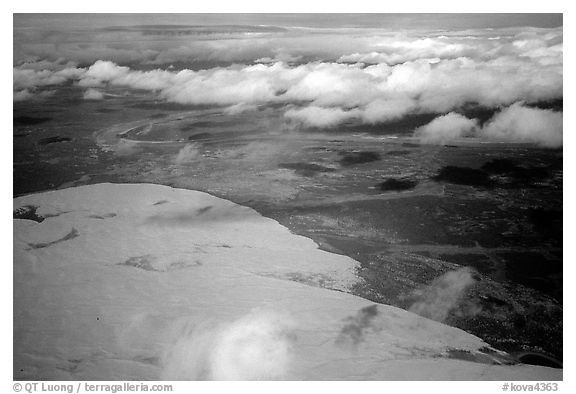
[480,102,563,147]
[415,112,479,144]
[174,144,201,164]
[14,18,561,68]
[414,103,562,147]
[83,88,104,100]
[13,24,562,147]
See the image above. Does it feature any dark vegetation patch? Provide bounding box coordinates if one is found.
[188,121,224,128]
[187,132,213,141]
[87,213,117,219]
[497,252,562,301]
[38,136,72,146]
[516,352,562,369]
[279,162,336,177]
[28,228,79,249]
[13,205,44,222]
[529,209,562,244]
[379,178,418,192]
[478,294,509,308]
[481,159,550,187]
[459,302,563,363]
[96,108,117,113]
[386,150,411,156]
[433,166,493,187]
[281,272,333,288]
[434,159,558,189]
[547,156,563,171]
[196,206,213,215]
[305,146,331,152]
[481,158,521,174]
[340,113,438,135]
[128,102,217,111]
[338,151,381,166]
[443,349,507,365]
[14,116,52,126]
[119,254,201,272]
[180,122,215,132]
[438,253,494,275]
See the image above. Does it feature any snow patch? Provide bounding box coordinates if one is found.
[13,184,562,380]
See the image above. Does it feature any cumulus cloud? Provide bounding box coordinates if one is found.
[413,103,563,147]
[13,67,84,90]
[113,139,141,157]
[415,112,479,144]
[12,26,562,136]
[13,89,34,102]
[13,88,55,102]
[338,37,476,65]
[408,267,477,322]
[83,88,104,100]
[162,310,293,380]
[13,50,562,111]
[480,102,563,147]
[174,144,201,164]
[360,98,416,123]
[14,19,562,68]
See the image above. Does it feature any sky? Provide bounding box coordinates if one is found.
[14,13,563,30]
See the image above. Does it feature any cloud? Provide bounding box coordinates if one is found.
[78,60,130,87]
[408,267,477,322]
[88,56,559,119]
[14,21,562,68]
[13,67,84,90]
[162,310,293,380]
[13,89,34,102]
[174,144,201,164]
[480,102,563,147]
[338,37,476,65]
[13,88,55,102]
[360,97,416,123]
[415,112,479,144]
[83,88,104,100]
[113,139,141,157]
[12,26,562,136]
[413,104,562,147]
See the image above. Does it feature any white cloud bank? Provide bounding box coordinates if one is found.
[414,113,479,144]
[174,144,201,164]
[13,26,562,146]
[13,50,562,113]
[414,103,562,147]
[83,88,104,100]
[481,102,563,147]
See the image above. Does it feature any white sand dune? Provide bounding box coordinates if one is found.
[13,183,562,380]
